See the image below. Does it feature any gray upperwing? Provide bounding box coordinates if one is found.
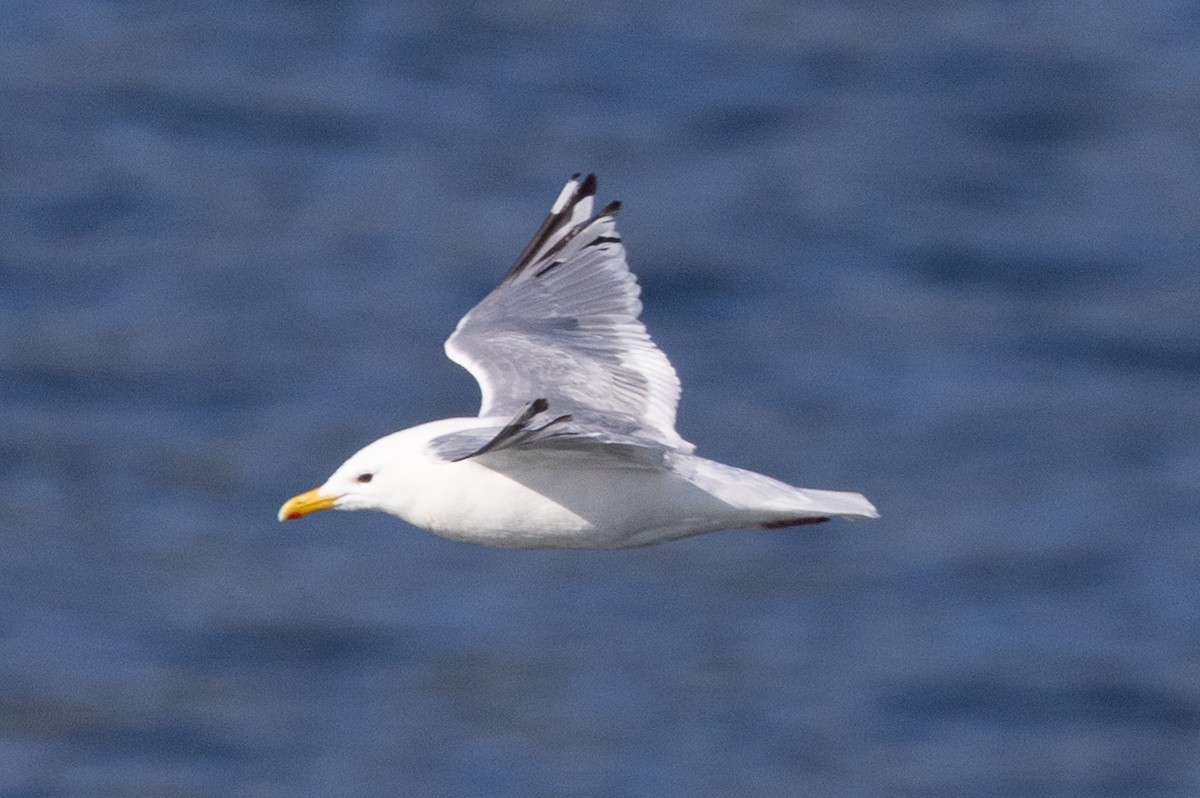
[443,174,692,453]
[426,403,669,470]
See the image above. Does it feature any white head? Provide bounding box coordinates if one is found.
[277,429,428,522]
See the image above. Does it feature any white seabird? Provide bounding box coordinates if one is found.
[278,174,878,548]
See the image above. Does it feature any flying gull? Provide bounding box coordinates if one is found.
[278,174,877,547]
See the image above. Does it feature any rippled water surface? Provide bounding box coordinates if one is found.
[3,2,1199,796]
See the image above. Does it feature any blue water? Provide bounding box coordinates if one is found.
[3,2,1199,795]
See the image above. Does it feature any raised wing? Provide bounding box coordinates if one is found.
[444,174,693,452]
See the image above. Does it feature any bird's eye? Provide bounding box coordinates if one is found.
[356,473,373,484]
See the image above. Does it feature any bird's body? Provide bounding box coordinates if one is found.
[279,175,877,547]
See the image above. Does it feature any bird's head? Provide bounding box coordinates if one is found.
[277,432,418,521]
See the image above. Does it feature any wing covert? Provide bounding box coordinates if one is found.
[444,174,692,452]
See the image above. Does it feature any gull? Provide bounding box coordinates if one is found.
[278,174,877,548]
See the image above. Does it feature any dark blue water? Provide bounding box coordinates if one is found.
[3,2,1199,795]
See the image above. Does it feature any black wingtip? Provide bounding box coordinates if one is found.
[599,200,621,217]
[579,173,598,198]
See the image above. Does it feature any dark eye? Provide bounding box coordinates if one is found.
[355,473,373,484]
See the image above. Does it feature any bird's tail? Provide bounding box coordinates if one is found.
[682,456,879,525]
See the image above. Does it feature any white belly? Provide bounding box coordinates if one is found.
[401,454,740,549]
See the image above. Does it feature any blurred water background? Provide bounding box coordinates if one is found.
[3,1,1199,796]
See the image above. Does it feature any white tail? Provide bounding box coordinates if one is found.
[682,456,879,523]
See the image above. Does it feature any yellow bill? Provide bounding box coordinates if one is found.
[278,488,338,521]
